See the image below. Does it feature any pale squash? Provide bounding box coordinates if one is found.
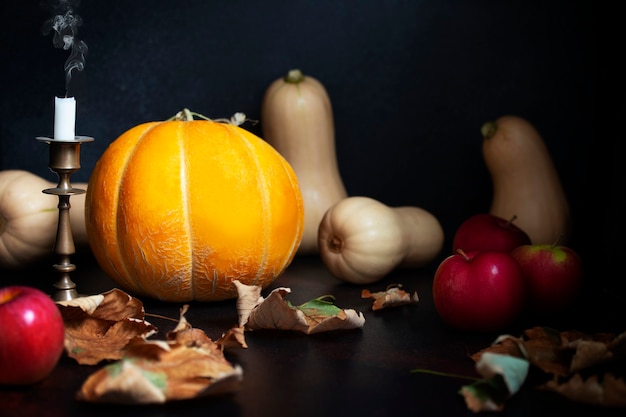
[318,196,444,284]
[85,109,304,302]
[481,115,571,245]
[261,69,347,254]
[0,170,88,269]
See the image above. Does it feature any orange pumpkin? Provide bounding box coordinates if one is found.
[85,110,304,302]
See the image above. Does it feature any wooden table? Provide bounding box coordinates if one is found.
[1,253,624,417]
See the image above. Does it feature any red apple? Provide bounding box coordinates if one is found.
[0,285,65,385]
[432,249,526,332]
[452,213,531,253]
[510,243,583,314]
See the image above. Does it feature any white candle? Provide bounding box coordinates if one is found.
[54,96,76,140]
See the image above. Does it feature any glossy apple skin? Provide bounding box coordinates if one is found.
[510,244,583,314]
[0,286,65,385]
[452,213,531,253]
[432,250,526,333]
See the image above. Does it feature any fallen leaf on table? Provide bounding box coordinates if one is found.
[77,305,243,404]
[460,352,529,413]
[568,330,626,373]
[471,327,626,377]
[165,304,248,350]
[469,326,626,408]
[361,284,419,311]
[57,288,157,365]
[234,280,365,334]
[217,325,248,350]
[539,373,626,407]
[414,326,625,412]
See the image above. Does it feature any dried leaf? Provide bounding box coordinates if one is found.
[234,280,365,334]
[472,327,626,377]
[467,327,626,409]
[476,353,529,395]
[460,376,509,413]
[460,353,529,413]
[361,284,419,311]
[165,304,215,347]
[57,289,157,365]
[77,306,243,404]
[568,330,626,373]
[58,288,146,321]
[233,280,263,327]
[77,340,243,404]
[539,373,626,408]
[217,326,248,350]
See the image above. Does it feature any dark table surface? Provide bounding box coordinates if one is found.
[1,252,624,417]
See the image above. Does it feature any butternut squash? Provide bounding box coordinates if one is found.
[0,170,88,269]
[318,196,444,284]
[481,115,571,245]
[261,69,347,254]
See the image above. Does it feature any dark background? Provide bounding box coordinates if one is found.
[1,1,623,291]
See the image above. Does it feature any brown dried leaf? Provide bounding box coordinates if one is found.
[540,373,626,408]
[568,331,626,373]
[361,284,419,311]
[472,327,626,378]
[165,304,215,347]
[77,307,243,404]
[77,338,243,404]
[460,353,530,413]
[57,288,157,365]
[460,384,505,413]
[234,280,365,334]
[217,326,248,350]
[233,280,263,327]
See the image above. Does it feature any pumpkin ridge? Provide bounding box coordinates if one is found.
[276,155,304,268]
[230,124,271,287]
[179,121,195,300]
[115,123,162,296]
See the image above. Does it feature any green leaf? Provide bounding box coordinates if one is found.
[459,352,530,412]
[459,374,510,411]
[290,296,342,317]
[476,352,529,395]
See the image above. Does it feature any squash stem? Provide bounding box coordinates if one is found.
[480,121,497,139]
[284,69,304,84]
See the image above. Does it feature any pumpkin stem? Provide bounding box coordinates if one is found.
[170,109,252,126]
[213,112,249,126]
[171,108,196,121]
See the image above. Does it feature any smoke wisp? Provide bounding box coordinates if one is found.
[41,0,88,95]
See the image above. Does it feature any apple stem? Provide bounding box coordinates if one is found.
[552,235,564,248]
[506,214,518,227]
[456,248,470,260]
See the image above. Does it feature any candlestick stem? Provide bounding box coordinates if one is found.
[37,136,94,301]
[49,185,79,300]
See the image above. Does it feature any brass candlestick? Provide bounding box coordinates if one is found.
[36,136,94,301]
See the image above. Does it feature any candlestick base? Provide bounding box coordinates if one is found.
[36,136,94,301]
